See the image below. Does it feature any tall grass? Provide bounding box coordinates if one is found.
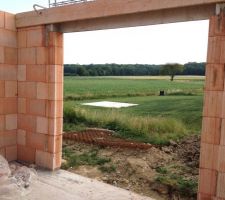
[64,106,187,145]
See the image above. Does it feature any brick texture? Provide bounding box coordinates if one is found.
[17,26,63,169]
[0,11,17,162]
[199,13,225,199]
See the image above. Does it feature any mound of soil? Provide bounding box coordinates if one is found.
[176,135,200,168]
[63,134,200,200]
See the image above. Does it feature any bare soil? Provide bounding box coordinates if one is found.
[63,135,200,200]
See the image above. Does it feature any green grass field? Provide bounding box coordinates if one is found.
[64,76,204,145]
[64,76,204,100]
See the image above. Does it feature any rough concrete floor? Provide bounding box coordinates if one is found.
[13,169,154,200]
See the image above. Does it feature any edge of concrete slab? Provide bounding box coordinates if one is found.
[22,169,155,200]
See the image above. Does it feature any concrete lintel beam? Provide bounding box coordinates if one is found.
[16,0,225,28]
[58,4,215,33]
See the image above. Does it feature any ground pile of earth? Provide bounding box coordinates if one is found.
[63,134,200,200]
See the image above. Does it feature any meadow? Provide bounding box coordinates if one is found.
[64,76,204,100]
[64,76,204,145]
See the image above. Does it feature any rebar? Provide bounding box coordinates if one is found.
[49,0,90,8]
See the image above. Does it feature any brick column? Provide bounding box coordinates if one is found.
[0,12,18,161]
[17,25,63,170]
[198,13,225,199]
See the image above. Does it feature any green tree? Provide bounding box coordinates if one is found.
[160,63,184,81]
[77,66,89,76]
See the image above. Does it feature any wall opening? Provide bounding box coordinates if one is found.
[62,21,208,199]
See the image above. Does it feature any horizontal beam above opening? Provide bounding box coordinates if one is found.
[16,0,224,29]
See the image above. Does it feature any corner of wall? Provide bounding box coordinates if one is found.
[17,25,63,170]
[0,11,18,161]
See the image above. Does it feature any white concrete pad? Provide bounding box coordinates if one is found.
[82,101,138,108]
[15,169,154,200]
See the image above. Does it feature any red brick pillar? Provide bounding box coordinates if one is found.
[198,13,225,199]
[0,12,18,161]
[17,25,63,170]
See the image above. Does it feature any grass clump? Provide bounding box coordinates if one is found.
[155,165,198,198]
[156,167,168,174]
[155,175,198,197]
[98,165,116,173]
[62,147,111,169]
[64,106,187,145]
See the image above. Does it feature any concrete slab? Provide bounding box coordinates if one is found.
[18,169,154,200]
[82,101,138,108]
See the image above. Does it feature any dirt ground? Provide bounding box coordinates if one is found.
[63,135,200,200]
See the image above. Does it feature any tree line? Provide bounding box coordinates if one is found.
[64,62,205,76]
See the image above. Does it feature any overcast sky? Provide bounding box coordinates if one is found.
[1,0,209,65]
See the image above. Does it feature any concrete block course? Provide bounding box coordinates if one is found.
[35,150,62,170]
[201,117,221,145]
[17,65,26,81]
[217,173,225,198]
[5,114,17,130]
[17,129,26,146]
[0,65,17,80]
[26,65,47,82]
[0,80,5,97]
[36,47,49,65]
[3,130,17,147]
[4,47,17,65]
[4,12,16,31]
[203,90,223,117]
[220,119,225,145]
[0,11,17,162]
[36,117,48,134]
[199,168,218,196]
[5,145,17,161]
[18,48,36,64]
[18,82,37,98]
[200,142,219,170]
[16,24,63,169]
[5,81,17,97]
[199,13,225,199]
[0,30,17,47]
[218,146,225,172]
[205,64,225,91]
[17,144,36,163]
[26,27,45,47]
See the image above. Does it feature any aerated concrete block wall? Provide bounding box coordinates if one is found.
[0,11,63,170]
[17,26,63,169]
[198,14,225,199]
[0,12,18,161]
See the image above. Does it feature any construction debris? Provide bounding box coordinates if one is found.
[0,155,37,199]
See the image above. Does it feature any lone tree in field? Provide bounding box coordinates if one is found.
[160,63,184,81]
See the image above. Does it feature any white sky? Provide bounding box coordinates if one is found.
[1,0,209,65]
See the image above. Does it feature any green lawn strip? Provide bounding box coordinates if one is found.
[64,77,204,100]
